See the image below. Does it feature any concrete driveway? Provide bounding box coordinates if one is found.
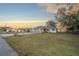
[0,36,18,56]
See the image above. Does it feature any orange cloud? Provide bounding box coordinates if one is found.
[0,20,47,29]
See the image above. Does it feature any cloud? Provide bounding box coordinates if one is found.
[38,3,68,14]
[38,3,79,14]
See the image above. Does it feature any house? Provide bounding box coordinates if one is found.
[31,26,56,33]
[12,28,31,33]
[31,26,44,33]
[44,26,56,33]
[0,27,12,33]
[13,28,25,33]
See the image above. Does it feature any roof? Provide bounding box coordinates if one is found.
[33,25,55,30]
[33,26,44,29]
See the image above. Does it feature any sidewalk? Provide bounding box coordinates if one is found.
[0,37,18,56]
[0,33,32,37]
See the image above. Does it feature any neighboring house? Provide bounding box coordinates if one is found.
[13,28,25,33]
[0,27,12,33]
[31,26,44,33]
[12,28,31,33]
[31,26,56,33]
[44,26,56,33]
[0,25,56,34]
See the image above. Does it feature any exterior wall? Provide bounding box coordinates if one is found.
[31,28,43,33]
[47,29,56,33]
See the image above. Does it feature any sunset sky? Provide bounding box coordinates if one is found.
[0,3,70,28]
[0,3,56,28]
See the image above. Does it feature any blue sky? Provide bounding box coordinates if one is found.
[0,3,55,21]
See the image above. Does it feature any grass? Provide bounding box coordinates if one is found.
[5,33,79,56]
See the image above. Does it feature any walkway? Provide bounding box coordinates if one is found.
[0,36,18,56]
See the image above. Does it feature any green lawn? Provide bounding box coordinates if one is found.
[5,33,79,56]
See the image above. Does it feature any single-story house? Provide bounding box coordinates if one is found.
[31,26,44,33]
[12,28,32,33]
[0,27,12,33]
[31,26,56,33]
[45,26,56,33]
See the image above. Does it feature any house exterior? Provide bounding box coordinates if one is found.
[44,26,56,33]
[12,28,29,33]
[0,25,56,33]
[31,26,56,33]
[0,27,12,33]
[31,26,44,33]
[47,27,56,33]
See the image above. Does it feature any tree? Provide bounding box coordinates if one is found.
[56,4,79,32]
[46,20,56,28]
